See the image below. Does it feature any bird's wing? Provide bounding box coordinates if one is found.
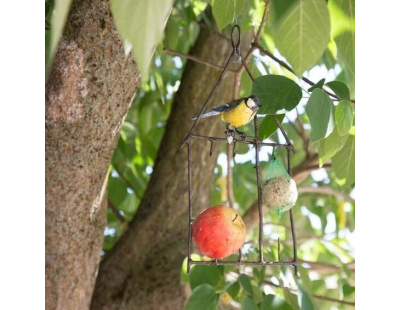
[211,98,243,113]
[190,98,244,120]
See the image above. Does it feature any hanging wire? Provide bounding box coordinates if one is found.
[183,25,297,275]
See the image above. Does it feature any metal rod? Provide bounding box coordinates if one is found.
[182,24,299,273]
[287,148,298,276]
[273,115,296,154]
[278,237,281,262]
[191,134,291,148]
[187,141,193,274]
[241,54,255,81]
[239,48,296,155]
[190,260,295,266]
[254,115,264,263]
[180,50,235,148]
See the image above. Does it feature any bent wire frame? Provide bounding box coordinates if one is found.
[180,25,298,275]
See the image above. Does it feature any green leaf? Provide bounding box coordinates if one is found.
[343,284,355,296]
[238,274,253,296]
[306,89,335,143]
[325,81,350,100]
[189,265,224,290]
[335,100,353,136]
[212,0,235,31]
[329,0,355,37]
[241,296,258,310]
[332,0,355,94]
[111,0,173,77]
[337,32,355,93]
[317,127,349,165]
[298,267,312,291]
[47,0,73,72]
[332,131,355,186]
[226,281,240,299]
[308,78,325,92]
[273,0,331,75]
[283,289,300,310]
[258,114,285,141]
[260,294,293,310]
[164,16,181,50]
[296,284,315,310]
[45,29,52,71]
[108,177,128,206]
[185,284,219,310]
[252,75,302,114]
[269,0,297,25]
[251,285,264,304]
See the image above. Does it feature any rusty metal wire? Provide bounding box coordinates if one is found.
[182,25,298,275]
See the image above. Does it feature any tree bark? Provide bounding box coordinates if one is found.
[91,27,251,310]
[45,1,140,309]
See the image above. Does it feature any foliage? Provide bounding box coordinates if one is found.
[272,0,331,76]
[252,75,302,114]
[306,89,335,143]
[46,0,355,308]
[111,0,174,77]
[45,0,72,76]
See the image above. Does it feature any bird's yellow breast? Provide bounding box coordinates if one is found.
[220,101,255,127]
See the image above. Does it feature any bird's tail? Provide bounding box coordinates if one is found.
[191,111,221,120]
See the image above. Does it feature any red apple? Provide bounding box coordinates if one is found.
[192,205,246,259]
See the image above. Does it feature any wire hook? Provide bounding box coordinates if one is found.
[231,25,241,54]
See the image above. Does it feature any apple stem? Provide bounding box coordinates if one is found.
[232,214,238,222]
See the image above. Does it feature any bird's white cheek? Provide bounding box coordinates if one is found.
[247,99,256,108]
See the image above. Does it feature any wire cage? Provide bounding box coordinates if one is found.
[180,25,298,275]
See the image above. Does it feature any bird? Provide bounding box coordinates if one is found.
[191,95,261,138]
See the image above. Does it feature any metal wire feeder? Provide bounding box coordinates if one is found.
[180,25,298,275]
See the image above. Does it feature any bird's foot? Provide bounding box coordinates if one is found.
[235,129,247,141]
[225,128,235,144]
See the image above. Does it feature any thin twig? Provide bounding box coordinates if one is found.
[163,47,234,72]
[263,280,355,306]
[113,166,143,200]
[298,187,355,202]
[299,259,355,272]
[227,144,235,208]
[108,199,127,224]
[228,272,355,306]
[166,7,355,106]
[254,43,355,104]
[254,1,270,45]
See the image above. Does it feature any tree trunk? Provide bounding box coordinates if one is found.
[45,0,140,309]
[91,27,251,310]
